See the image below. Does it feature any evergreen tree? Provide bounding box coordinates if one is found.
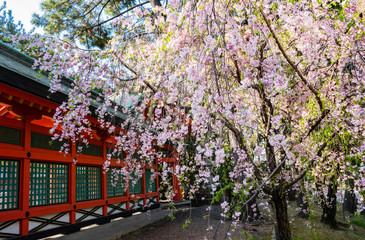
[32,0,163,49]
[0,1,28,42]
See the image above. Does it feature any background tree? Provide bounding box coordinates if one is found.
[0,1,28,42]
[32,0,163,49]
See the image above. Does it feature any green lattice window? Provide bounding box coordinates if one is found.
[145,170,156,193]
[0,126,21,145]
[0,160,19,210]
[129,173,143,195]
[131,153,141,161]
[76,166,101,201]
[77,142,102,157]
[106,148,124,160]
[31,132,68,151]
[161,149,173,158]
[29,162,68,207]
[107,169,125,197]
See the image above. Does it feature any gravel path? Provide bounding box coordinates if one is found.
[119,205,272,240]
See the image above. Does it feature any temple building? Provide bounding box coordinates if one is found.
[0,41,181,239]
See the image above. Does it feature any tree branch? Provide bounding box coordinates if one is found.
[285,170,307,190]
[285,131,338,189]
[218,114,263,182]
[143,80,157,93]
[117,77,137,81]
[224,154,287,239]
[87,1,150,30]
[97,0,112,34]
[306,109,330,137]
[259,8,325,112]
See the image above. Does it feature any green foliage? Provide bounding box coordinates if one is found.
[32,0,138,49]
[167,202,177,221]
[350,214,365,228]
[286,202,365,240]
[168,212,176,221]
[350,218,365,228]
[182,218,191,230]
[0,1,28,42]
[239,231,254,239]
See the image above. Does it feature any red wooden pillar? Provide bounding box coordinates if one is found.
[126,163,130,211]
[20,115,31,235]
[101,173,107,216]
[101,137,108,216]
[126,188,130,210]
[69,141,77,224]
[172,153,182,202]
[19,159,30,235]
[142,171,146,206]
[155,166,160,203]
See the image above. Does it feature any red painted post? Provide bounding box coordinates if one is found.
[155,166,160,203]
[172,153,182,202]
[19,115,31,235]
[101,137,108,216]
[142,171,146,206]
[125,184,131,211]
[101,173,107,216]
[126,169,130,211]
[69,141,76,224]
[19,159,30,235]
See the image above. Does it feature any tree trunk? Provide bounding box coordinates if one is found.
[242,193,261,222]
[321,179,338,229]
[273,194,292,240]
[297,191,309,219]
[237,176,261,222]
[343,190,357,214]
[287,188,297,201]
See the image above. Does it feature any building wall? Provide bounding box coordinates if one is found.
[0,83,159,239]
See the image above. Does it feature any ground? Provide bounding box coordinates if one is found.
[285,202,365,240]
[119,201,365,240]
[119,205,271,240]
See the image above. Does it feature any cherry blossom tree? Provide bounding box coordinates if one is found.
[15,0,365,239]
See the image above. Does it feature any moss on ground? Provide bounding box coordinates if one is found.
[350,215,365,228]
[258,201,365,240]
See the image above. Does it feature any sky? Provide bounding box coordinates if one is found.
[5,0,43,32]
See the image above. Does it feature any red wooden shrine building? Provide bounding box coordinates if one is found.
[0,42,182,239]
